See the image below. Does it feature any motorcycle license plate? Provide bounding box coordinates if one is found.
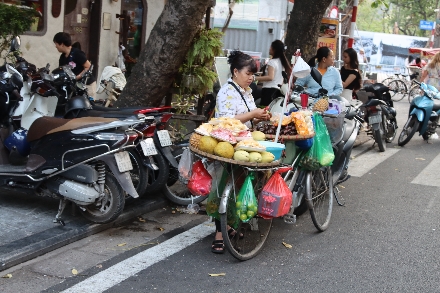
[114,151,133,172]
[157,130,172,147]
[140,138,158,156]
[369,115,382,124]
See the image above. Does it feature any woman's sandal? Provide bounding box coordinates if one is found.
[228,228,244,239]
[211,240,225,254]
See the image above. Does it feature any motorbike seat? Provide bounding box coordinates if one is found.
[433,99,440,111]
[27,116,118,142]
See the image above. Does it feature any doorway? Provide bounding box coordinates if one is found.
[63,0,101,78]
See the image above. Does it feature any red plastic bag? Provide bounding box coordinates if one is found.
[258,168,293,218]
[187,160,212,196]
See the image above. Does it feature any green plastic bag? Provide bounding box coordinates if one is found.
[206,166,240,229]
[300,113,335,170]
[236,172,258,223]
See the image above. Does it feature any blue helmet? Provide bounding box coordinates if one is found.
[4,128,31,157]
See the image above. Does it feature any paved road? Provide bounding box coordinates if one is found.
[4,98,440,292]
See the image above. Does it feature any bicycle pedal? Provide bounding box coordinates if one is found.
[283,214,297,224]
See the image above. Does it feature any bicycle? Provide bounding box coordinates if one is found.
[381,72,420,102]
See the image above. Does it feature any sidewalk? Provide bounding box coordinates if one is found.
[0,190,167,272]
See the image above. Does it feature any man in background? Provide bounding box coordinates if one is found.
[53,32,97,100]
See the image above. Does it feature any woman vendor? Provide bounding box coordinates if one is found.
[211,50,270,253]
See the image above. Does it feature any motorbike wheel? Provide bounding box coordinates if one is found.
[80,172,125,224]
[398,115,420,146]
[146,153,170,195]
[385,119,398,143]
[373,119,387,152]
[126,149,148,201]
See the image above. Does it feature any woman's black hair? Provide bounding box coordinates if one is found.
[415,57,421,64]
[408,55,414,63]
[343,48,359,70]
[307,47,332,67]
[227,50,258,75]
[270,40,291,75]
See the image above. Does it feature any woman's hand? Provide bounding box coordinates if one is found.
[251,108,271,121]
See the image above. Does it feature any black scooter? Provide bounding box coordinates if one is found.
[0,68,139,225]
[362,83,398,152]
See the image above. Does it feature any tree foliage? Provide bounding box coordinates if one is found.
[0,3,38,59]
[359,0,439,36]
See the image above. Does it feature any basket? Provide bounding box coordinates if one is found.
[323,113,344,144]
[189,146,280,168]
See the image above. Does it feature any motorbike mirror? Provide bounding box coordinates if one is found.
[310,67,323,87]
[294,85,304,92]
[10,36,21,52]
[318,88,328,95]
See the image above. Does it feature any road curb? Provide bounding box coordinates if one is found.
[0,196,168,272]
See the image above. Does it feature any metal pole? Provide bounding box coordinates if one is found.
[347,0,359,48]
[339,12,342,68]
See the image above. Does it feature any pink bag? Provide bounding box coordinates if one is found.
[187,161,212,196]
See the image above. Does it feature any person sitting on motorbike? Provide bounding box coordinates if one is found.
[212,50,270,254]
[295,47,343,98]
[255,40,291,106]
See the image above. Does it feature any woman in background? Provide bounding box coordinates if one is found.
[421,52,440,91]
[255,40,291,106]
[340,48,362,101]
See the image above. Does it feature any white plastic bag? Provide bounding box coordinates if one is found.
[178,148,193,184]
[292,56,311,78]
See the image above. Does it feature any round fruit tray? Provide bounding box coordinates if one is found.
[264,131,315,141]
[189,146,280,168]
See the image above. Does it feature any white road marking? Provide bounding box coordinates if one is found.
[61,221,214,293]
[412,152,440,186]
[349,147,401,177]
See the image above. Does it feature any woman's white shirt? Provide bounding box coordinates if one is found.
[215,78,256,128]
[263,58,284,89]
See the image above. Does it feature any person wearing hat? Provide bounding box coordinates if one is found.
[357,48,367,64]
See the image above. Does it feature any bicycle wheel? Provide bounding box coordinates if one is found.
[306,167,333,232]
[221,168,272,261]
[162,144,208,205]
[388,80,407,101]
[381,77,394,86]
[408,86,423,103]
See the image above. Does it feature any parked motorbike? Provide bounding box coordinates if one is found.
[0,67,140,225]
[398,82,440,146]
[362,83,398,152]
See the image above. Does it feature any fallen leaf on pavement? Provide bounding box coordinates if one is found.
[117,243,127,247]
[339,185,345,189]
[415,158,426,160]
[72,269,78,275]
[1,274,12,278]
[171,211,176,214]
[96,264,103,269]
[138,217,146,222]
[157,227,165,231]
[282,242,292,249]
[209,273,226,277]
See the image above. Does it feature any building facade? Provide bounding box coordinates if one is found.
[16,0,164,84]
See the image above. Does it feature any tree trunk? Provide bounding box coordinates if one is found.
[115,0,211,107]
[284,0,334,64]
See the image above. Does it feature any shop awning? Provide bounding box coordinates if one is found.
[409,47,440,57]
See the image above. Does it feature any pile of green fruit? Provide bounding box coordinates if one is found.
[236,201,258,222]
